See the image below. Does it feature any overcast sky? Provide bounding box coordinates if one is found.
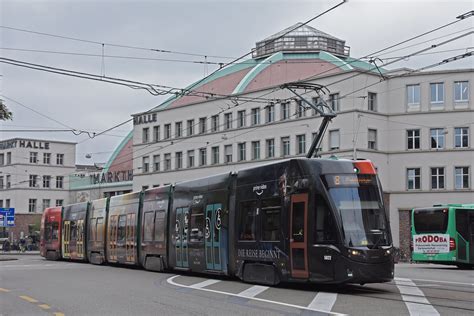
[1,0,472,165]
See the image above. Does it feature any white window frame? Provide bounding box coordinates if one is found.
[407,168,421,190]
[406,84,420,110]
[329,129,340,150]
[454,127,469,148]
[430,167,445,190]
[430,128,445,149]
[430,82,444,106]
[454,81,469,103]
[407,129,421,150]
[455,166,470,189]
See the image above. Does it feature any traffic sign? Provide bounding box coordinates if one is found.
[0,208,15,227]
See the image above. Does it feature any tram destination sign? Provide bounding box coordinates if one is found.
[0,208,15,227]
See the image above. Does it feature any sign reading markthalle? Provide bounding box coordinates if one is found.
[0,208,15,227]
[413,234,449,254]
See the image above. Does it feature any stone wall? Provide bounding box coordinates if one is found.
[398,209,412,262]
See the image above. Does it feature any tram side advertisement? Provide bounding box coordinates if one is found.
[413,234,449,254]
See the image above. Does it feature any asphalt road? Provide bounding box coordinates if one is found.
[0,255,472,316]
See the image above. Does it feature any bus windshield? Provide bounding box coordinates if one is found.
[325,174,390,248]
[413,209,448,233]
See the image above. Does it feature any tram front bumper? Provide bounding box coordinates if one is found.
[340,257,394,284]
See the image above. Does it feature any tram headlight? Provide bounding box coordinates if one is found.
[385,248,392,256]
[348,249,362,256]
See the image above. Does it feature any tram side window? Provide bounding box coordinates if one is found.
[45,223,52,241]
[118,215,127,242]
[190,207,204,243]
[70,221,77,240]
[143,212,155,241]
[314,195,337,243]
[239,201,257,241]
[90,218,96,241]
[261,198,281,241]
[154,211,165,242]
[96,218,104,242]
[52,222,59,240]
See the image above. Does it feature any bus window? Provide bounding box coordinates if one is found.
[261,198,281,241]
[414,209,448,233]
[190,207,204,243]
[239,201,257,241]
[154,211,165,242]
[314,195,337,243]
[143,212,155,241]
[118,215,127,242]
[456,210,469,241]
[96,218,104,242]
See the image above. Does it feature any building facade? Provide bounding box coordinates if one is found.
[131,24,473,258]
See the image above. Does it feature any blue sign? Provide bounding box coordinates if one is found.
[0,208,15,227]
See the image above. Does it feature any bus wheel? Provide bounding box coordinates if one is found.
[456,264,473,270]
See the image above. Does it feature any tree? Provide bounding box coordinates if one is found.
[0,99,12,120]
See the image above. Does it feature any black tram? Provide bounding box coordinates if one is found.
[41,157,394,285]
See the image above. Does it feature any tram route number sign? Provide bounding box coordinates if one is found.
[413,234,449,254]
[0,208,15,227]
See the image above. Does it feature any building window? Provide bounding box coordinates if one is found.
[251,141,260,160]
[187,150,195,168]
[153,125,160,142]
[153,154,160,172]
[454,127,469,148]
[164,154,171,171]
[6,152,11,164]
[430,82,444,104]
[296,134,306,155]
[281,137,290,156]
[368,129,377,150]
[42,199,50,210]
[251,108,260,125]
[56,154,64,165]
[175,122,182,138]
[266,104,275,123]
[43,175,51,188]
[56,176,64,189]
[224,113,232,130]
[311,97,320,116]
[43,153,51,164]
[431,167,445,190]
[211,115,219,132]
[368,92,377,112]
[6,175,10,189]
[407,168,421,190]
[407,129,420,150]
[281,102,290,120]
[29,199,37,213]
[211,146,219,165]
[0,176,3,189]
[175,152,183,169]
[407,84,420,108]
[29,175,38,188]
[199,148,207,166]
[30,152,38,163]
[142,156,150,173]
[164,124,171,139]
[430,128,445,149]
[142,127,149,143]
[266,139,275,158]
[455,167,470,189]
[296,100,306,118]
[329,93,340,112]
[454,81,469,102]
[224,145,233,163]
[56,199,63,206]
[329,130,340,150]
[199,117,207,134]
[187,119,194,136]
[238,110,246,128]
[0,153,3,165]
[238,143,246,161]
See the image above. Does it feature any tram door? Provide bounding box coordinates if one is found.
[76,219,84,259]
[205,204,223,271]
[62,221,71,258]
[108,215,118,262]
[175,208,189,268]
[126,214,136,263]
[290,194,309,278]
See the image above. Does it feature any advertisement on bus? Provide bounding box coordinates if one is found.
[413,234,449,254]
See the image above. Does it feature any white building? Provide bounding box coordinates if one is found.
[131,24,473,258]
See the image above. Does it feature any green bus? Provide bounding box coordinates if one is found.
[411,204,474,269]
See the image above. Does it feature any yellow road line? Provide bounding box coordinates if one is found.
[0,288,11,292]
[38,304,50,309]
[19,295,38,303]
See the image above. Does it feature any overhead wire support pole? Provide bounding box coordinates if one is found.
[281,83,336,158]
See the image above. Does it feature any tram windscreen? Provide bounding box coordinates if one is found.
[413,209,448,233]
[325,174,390,248]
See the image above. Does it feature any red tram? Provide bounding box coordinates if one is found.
[40,158,394,285]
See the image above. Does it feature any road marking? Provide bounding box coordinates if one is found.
[19,295,38,303]
[403,277,474,287]
[236,285,268,298]
[307,292,337,312]
[189,279,221,289]
[395,278,439,316]
[167,275,346,315]
[0,288,11,292]
[38,304,50,309]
